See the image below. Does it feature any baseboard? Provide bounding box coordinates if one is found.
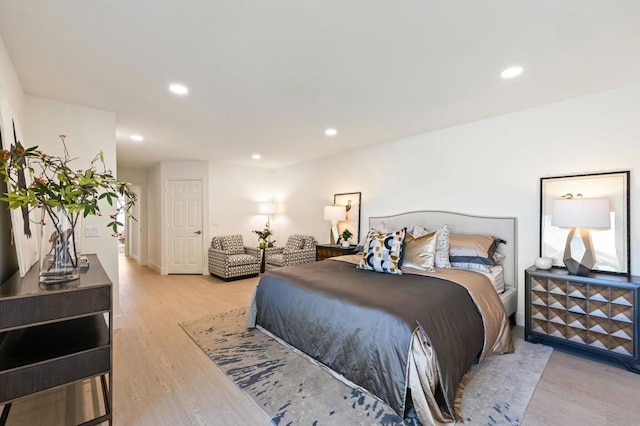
[130,253,141,263]
[113,313,122,330]
[148,261,161,273]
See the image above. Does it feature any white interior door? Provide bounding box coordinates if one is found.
[166,180,203,274]
[127,184,141,262]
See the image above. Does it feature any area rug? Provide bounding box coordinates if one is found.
[180,308,552,425]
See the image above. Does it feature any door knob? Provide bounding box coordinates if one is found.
[194,230,202,234]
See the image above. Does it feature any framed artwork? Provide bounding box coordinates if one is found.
[0,91,39,277]
[333,192,361,245]
[540,171,630,274]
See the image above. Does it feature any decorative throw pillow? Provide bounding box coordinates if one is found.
[404,224,451,268]
[405,224,429,238]
[434,224,451,269]
[402,231,437,271]
[449,234,504,265]
[357,228,406,275]
[449,234,506,274]
[356,221,391,251]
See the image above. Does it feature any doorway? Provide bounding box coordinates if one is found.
[166,179,204,274]
[124,184,141,262]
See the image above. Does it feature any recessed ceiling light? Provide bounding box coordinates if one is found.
[130,134,144,142]
[252,154,261,160]
[169,83,189,95]
[325,128,337,137]
[501,66,523,79]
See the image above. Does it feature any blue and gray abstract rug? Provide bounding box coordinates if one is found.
[180,308,552,425]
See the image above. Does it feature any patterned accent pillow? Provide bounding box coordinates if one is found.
[357,228,406,275]
[434,224,451,269]
[405,224,451,269]
[405,224,429,237]
[403,231,437,271]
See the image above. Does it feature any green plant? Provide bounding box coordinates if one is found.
[253,224,275,247]
[0,135,137,235]
[339,229,353,243]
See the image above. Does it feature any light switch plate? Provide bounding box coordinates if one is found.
[85,225,100,237]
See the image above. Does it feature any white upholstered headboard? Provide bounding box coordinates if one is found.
[369,211,518,317]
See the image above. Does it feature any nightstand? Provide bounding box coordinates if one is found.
[525,266,640,373]
[316,244,357,261]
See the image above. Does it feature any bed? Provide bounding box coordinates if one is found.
[247,211,517,425]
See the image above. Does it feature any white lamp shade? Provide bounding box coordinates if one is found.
[258,202,278,215]
[552,198,611,229]
[323,205,346,221]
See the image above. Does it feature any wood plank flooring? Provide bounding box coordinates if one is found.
[4,255,640,425]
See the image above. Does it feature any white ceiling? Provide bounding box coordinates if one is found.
[1,1,639,170]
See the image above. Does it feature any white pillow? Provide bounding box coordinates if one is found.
[478,265,505,293]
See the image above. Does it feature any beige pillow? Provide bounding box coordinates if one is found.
[449,234,497,258]
[402,231,437,271]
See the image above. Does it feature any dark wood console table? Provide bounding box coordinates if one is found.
[0,254,112,425]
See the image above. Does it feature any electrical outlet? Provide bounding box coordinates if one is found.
[85,225,100,237]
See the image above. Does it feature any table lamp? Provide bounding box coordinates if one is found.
[552,197,611,276]
[323,205,346,245]
[258,202,278,227]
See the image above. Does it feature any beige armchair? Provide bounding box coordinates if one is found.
[208,235,260,281]
[265,234,317,271]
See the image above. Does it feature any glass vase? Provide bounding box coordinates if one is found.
[39,206,82,284]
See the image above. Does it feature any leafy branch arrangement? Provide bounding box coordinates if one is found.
[0,135,137,237]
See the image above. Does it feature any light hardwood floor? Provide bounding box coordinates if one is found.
[5,255,640,425]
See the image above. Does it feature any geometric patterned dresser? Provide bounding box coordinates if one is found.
[525,267,640,373]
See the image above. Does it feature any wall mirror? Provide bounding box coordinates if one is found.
[540,171,630,274]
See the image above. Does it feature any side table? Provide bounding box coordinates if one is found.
[316,244,357,261]
[0,254,113,425]
[255,247,280,273]
[260,248,266,273]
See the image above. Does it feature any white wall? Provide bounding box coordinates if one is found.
[25,96,124,328]
[147,163,162,272]
[0,35,24,123]
[208,161,275,247]
[146,161,210,274]
[0,35,25,282]
[145,160,275,273]
[274,84,640,325]
[117,168,147,265]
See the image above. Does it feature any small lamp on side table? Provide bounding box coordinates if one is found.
[552,197,611,276]
[323,205,346,245]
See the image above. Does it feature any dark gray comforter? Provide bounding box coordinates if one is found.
[252,259,484,417]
